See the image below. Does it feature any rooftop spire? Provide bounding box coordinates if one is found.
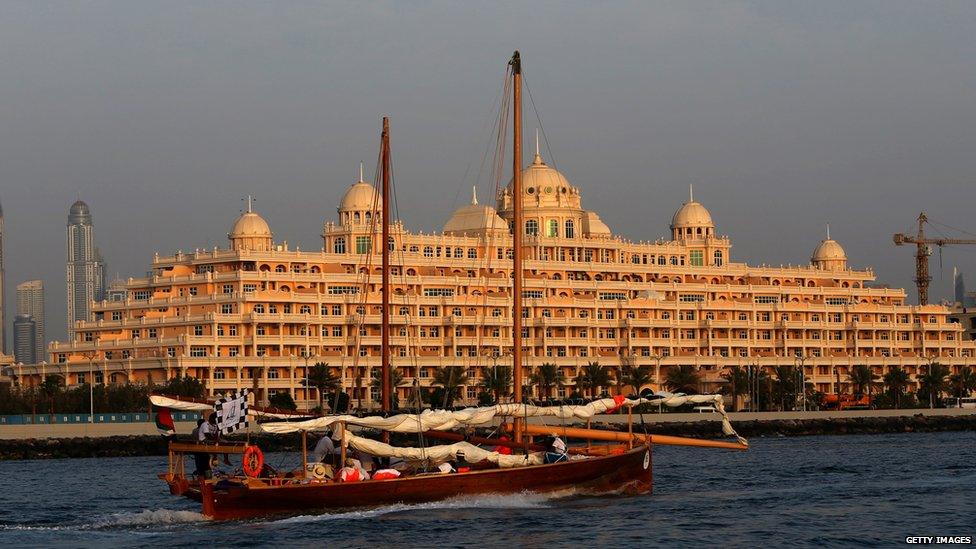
[359,161,365,183]
[246,195,253,213]
[471,186,478,205]
[826,223,831,240]
[689,183,694,203]
[533,128,543,164]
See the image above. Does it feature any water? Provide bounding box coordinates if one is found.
[1,432,973,548]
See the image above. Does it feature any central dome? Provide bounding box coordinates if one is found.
[516,153,573,196]
[230,211,272,237]
[812,238,847,262]
[339,181,381,213]
[443,187,508,236]
[671,201,713,229]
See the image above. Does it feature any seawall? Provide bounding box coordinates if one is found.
[1,409,974,460]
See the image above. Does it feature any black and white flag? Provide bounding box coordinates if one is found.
[214,389,249,435]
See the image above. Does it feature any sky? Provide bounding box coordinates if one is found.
[1,1,975,346]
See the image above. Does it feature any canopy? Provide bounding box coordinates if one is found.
[342,430,543,468]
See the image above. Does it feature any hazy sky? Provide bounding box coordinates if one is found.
[2,1,975,345]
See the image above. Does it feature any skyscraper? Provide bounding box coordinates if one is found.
[66,201,105,335]
[16,280,44,363]
[0,198,6,354]
[13,315,36,365]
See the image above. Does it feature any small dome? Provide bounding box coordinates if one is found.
[583,211,611,238]
[230,211,272,238]
[443,188,507,236]
[811,238,847,262]
[70,200,90,216]
[671,201,713,229]
[339,181,381,213]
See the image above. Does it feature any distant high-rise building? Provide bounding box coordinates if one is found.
[954,268,966,305]
[16,280,44,363]
[0,197,6,355]
[13,315,36,364]
[66,201,105,335]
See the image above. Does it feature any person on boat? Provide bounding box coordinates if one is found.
[372,468,402,480]
[543,433,568,464]
[311,430,338,464]
[352,449,378,475]
[338,458,370,482]
[203,412,233,466]
[190,418,210,477]
[492,435,513,455]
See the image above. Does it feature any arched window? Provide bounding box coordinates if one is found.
[454,247,463,258]
[389,238,396,251]
[713,250,723,266]
[354,212,361,223]
[565,219,575,239]
[547,219,558,237]
[670,256,678,265]
[364,211,371,222]
[658,256,666,265]
[275,264,286,272]
[526,219,539,236]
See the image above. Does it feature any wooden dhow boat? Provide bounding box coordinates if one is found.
[156,52,748,521]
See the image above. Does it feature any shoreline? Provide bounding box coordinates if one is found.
[1,410,974,460]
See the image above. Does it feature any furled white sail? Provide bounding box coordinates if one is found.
[341,430,545,468]
[259,393,746,446]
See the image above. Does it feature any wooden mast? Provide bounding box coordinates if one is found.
[510,51,524,443]
[381,117,392,414]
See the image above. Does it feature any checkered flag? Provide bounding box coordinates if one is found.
[214,389,249,435]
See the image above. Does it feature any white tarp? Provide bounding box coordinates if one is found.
[149,395,212,412]
[341,431,545,468]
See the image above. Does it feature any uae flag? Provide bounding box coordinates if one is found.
[154,406,176,437]
[215,390,249,435]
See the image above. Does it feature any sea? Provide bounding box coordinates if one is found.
[0,431,973,548]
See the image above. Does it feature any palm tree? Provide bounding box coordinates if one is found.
[772,365,800,411]
[664,365,700,394]
[721,365,748,411]
[949,366,976,403]
[370,367,405,410]
[480,365,512,404]
[530,363,566,401]
[576,362,613,398]
[917,362,950,408]
[432,366,469,408]
[621,365,653,396]
[304,362,340,412]
[883,366,910,409]
[848,364,879,399]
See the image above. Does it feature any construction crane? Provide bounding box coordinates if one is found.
[893,212,976,305]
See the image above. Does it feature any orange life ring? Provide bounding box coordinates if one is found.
[243,446,264,478]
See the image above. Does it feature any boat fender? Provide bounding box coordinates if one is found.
[243,446,265,478]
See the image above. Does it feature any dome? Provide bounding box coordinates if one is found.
[582,211,611,238]
[671,201,713,229]
[339,181,381,213]
[230,211,272,238]
[518,153,573,196]
[70,200,90,216]
[443,187,508,236]
[811,238,847,262]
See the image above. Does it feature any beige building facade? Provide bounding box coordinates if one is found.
[23,153,976,408]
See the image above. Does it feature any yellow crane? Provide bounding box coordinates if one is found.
[893,212,976,305]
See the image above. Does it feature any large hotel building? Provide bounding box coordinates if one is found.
[30,150,976,407]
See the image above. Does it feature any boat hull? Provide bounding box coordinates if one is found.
[190,445,652,520]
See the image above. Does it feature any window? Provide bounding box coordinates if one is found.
[492,308,502,317]
[826,297,848,306]
[565,219,575,238]
[112,311,122,321]
[253,304,265,313]
[713,250,723,266]
[542,309,551,318]
[190,347,207,357]
[755,296,779,304]
[689,250,704,266]
[679,294,705,303]
[222,284,234,294]
[148,328,157,338]
[221,304,234,314]
[423,288,455,297]
[333,237,346,254]
[526,220,539,236]
[670,256,678,265]
[332,305,342,315]
[194,325,204,336]
[217,325,224,336]
[188,287,198,296]
[133,290,151,301]
[547,219,558,237]
[356,236,371,254]
[599,292,627,300]
[467,248,477,259]
[329,286,359,295]
[522,290,543,299]
[268,369,280,379]
[243,283,257,293]
[424,246,433,257]
[214,369,226,379]
[257,326,266,336]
